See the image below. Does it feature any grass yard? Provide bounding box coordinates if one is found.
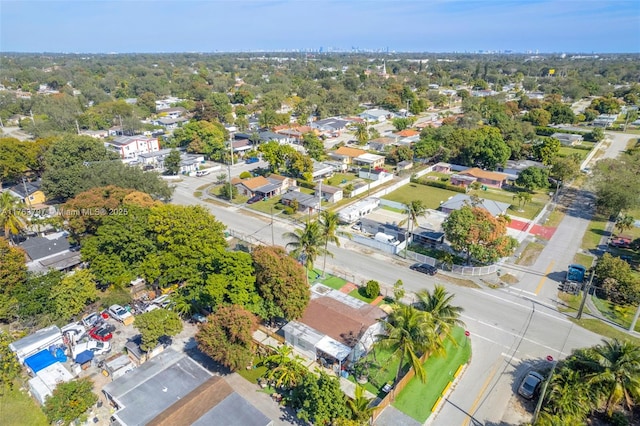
[356,347,406,397]
[516,242,545,266]
[545,209,565,227]
[468,188,548,220]
[590,296,640,333]
[308,269,349,290]
[558,146,589,160]
[393,327,472,423]
[557,291,584,314]
[0,385,48,426]
[573,252,595,269]
[348,287,377,304]
[569,317,640,345]
[581,215,609,251]
[383,183,458,210]
[325,173,358,186]
[237,363,268,385]
[245,194,282,214]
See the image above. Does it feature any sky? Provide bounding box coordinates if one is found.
[1,0,639,53]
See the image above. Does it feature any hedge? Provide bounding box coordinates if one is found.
[535,126,589,136]
[422,180,467,193]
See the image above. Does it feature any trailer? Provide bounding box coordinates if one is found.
[9,326,63,364]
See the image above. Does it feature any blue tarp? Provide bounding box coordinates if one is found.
[75,350,94,365]
[55,348,67,363]
[24,350,58,374]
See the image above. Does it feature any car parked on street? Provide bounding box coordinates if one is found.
[245,157,259,164]
[108,304,133,324]
[247,194,263,204]
[89,324,115,342]
[518,371,544,399]
[410,263,438,276]
[196,170,210,177]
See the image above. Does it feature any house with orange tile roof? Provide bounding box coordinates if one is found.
[328,146,367,165]
[459,167,508,188]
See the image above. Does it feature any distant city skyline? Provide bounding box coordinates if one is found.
[1,0,639,54]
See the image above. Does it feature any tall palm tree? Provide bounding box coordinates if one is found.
[283,220,327,279]
[416,285,465,343]
[318,210,345,277]
[347,384,378,425]
[259,345,307,389]
[0,191,25,244]
[377,304,436,384]
[587,339,640,416]
[353,122,369,145]
[399,200,427,250]
[542,367,591,422]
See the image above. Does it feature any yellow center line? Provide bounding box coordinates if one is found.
[535,260,555,295]
[462,360,501,426]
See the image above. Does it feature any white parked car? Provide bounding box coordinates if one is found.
[108,304,133,323]
[71,340,111,359]
[61,322,86,339]
[81,313,101,328]
[151,295,172,309]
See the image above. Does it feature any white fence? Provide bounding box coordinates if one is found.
[349,173,395,197]
[352,234,406,255]
[405,250,499,276]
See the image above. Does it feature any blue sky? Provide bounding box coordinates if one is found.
[1,0,639,53]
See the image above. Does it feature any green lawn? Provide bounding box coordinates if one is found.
[573,253,595,269]
[0,385,48,426]
[308,269,349,290]
[590,296,640,333]
[357,346,405,397]
[392,327,472,423]
[581,215,609,251]
[468,188,548,220]
[516,242,545,266]
[348,288,376,304]
[558,146,590,160]
[383,183,462,210]
[325,173,358,186]
[237,361,268,385]
[569,317,640,345]
[545,209,566,227]
[557,291,585,314]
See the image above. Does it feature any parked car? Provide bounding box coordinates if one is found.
[71,340,111,359]
[196,170,210,177]
[89,324,115,342]
[245,157,259,164]
[150,295,172,309]
[61,322,86,340]
[518,371,544,399]
[410,263,438,276]
[191,313,208,324]
[247,194,263,204]
[81,313,101,328]
[108,304,133,323]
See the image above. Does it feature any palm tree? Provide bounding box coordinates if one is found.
[416,285,465,343]
[283,220,327,280]
[259,345,307,389]
[318,210,347,277]
[615,214,634,236]
[542,367,592,422]
[347,384,378,425]
[399,200,427,251]
[353,122,369,145]
[0,191,25,244]
[376,304,436,384]
[587,339,640,416]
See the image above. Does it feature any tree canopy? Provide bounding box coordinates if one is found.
[134,308,183,351]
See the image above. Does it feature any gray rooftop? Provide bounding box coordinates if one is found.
[104,349,212,426]
[19,233,71,261]
[192,392,271,426]
[7,180,42,198]
[440,194,510,217]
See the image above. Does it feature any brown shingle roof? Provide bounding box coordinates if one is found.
[333,146,367,158]
[147,376,232,426]
[300,297,386,347]
[461,167,507,182]
[396,129,419,137]
[236,176,271,190]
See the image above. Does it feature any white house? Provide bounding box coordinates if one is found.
[359,108,393,123]
[105,136,160,161]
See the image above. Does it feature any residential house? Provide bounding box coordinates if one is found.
[105,136,160,161]
[593,114,618,128]
[280,189,320,213]
[315,184,343,203]
[440,194,510,217]
[396,160,413,171]
[551,133,583,146]
[18,232,82,273]
[338,197,380,224]
[433,162,453,173]
[353,153,386,170]
[232,176,278,198]
[273,125,316,144]
[393,129,420,145]
[154,97,183,111]
[156,106,187,119]
[368,137,397,152]
[359,108,393,123]
[310,118,350,135]
[232,139,254,156]
[138,148,204,174]
[79,129,109,139]
[153,116,189,130]
[499,159,546,181]
[283,284,387,366]
[459,168,507,188]
[103,349,273,426]
[450,174,478,188]
[7,180,46,206]
[266,174,296,192]
[329,146,367,165]
[311,161,338,180]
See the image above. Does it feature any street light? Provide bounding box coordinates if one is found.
[533,355,557,423]
[227,132,235,201]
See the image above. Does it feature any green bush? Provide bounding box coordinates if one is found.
[439,177,449,182]
[100,287,132,309]
[274,203,284,210]
[239,171,252,179]
[283,206,295,215]
[535,126,588,136]
[364,280,380,298]
[297,180,316,190]
[422,180,467,193]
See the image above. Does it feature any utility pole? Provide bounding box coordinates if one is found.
[22,176,33,215]
[270,205,275,246]
[533,357,558,423]
[227,133,234,201]
[629,301,640,332]
[576,269,595,320]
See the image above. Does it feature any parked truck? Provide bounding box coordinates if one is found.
[559,264,587,295]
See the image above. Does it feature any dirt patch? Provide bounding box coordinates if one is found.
[439,275,481,288]
[516,242,545,266]
[499,273,519,285]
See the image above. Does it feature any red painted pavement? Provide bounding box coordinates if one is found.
[508,219,529,231]
[530,224,557,240]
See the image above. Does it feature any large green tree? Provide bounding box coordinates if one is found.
[43,378,98,424]
[134,308,183,351]
[0,192,26,243]
[516,166,549,191]
[258,345,308,389]
[50,269,97,321]
[171,120,227,160]
[290,371,350,425]
[164,149,182,175]
[442,206,518,264]
[196,304,258,371]
[252,245,310,320]
[0,332,21,391]
[592,152,640,216]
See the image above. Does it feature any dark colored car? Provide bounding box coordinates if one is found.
[410,263,438,276]
[518,371,544,399]
[247,194,263,204]
[89,324,115,342]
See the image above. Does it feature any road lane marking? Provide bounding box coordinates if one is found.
[535,260,555,295]
[462,358,501,426]
[471,333,510,349]
[467,289,567,322]
[500,287,537,296]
